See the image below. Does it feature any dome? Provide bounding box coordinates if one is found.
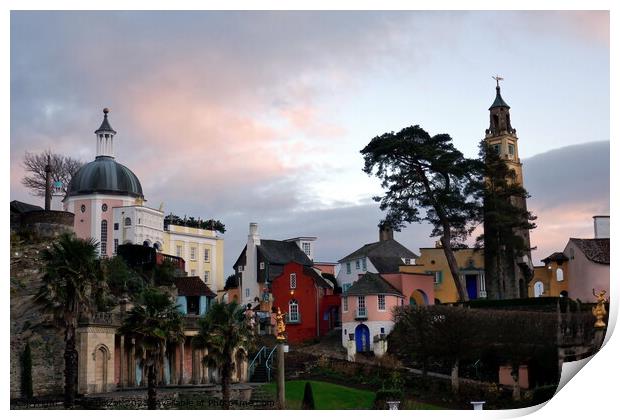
[67,156,143,198]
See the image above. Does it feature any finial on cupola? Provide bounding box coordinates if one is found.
[95,107,117,159]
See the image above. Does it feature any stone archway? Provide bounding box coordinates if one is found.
[92,344,110,393]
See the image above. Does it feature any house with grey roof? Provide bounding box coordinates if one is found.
[336,224,418,292]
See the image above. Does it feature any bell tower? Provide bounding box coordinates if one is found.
[485,76,523,186]
[95,108,117,158]
[483,77,533,299]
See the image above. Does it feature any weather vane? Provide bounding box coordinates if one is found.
[492,75,504,88]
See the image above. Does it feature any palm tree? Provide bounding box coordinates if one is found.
[35,233,102,408]
[194,302,255,409]
[119,288,184,409]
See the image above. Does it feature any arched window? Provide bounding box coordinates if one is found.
[288,299,299,322]
[556,268,564,282]
[124,217,132,226]
[100,220,108,256]
[534,281,544,298]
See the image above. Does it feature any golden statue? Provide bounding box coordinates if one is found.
[275,307,287,341]
[592,289,608,329]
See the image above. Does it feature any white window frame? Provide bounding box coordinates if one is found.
[290,273,297,289]
[259,262,265,270]
[355,259,360,270]
[302,242,311,256]
[204,248,210,262]
[190,247,196,261]
[204,271,210,284]
[378,294,386,311]
[556,268,564,282]
[288,299,299,322]
[245,288,250,297]
[343,297,348,312]
[176,245,183,257]
[346,262,351,274]
[357,296,366,318]
[361,258,367,271]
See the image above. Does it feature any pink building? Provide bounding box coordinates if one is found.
[341,272,434,352]
[565,238,610,302]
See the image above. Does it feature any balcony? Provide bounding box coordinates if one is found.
[355,308,368,320]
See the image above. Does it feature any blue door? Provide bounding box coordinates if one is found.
[355,324,370,352]
[465,274,478,299]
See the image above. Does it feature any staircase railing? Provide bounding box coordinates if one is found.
[265,345,278,382]
[248,346,267,380]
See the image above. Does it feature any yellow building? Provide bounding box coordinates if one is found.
[401,245,485,303]
[163,224,225,293]
[529,253,569,298]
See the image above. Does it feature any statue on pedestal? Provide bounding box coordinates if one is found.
[592,289,608,329]
[275,307,287,341]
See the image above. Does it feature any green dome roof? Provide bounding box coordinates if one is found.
[67,156,143,198]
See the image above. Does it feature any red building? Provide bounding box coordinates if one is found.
[271,261,340,343]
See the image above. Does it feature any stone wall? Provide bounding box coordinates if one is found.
[10,235,66,398]
[18,210,74,239]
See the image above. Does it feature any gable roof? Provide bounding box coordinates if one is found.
[542,252,569,264]
[175,276,217,297]
[570,238,610,264]
[345,272,403,297]
[339,239,417,273]
[302,266,334,289]
[258,240,313,266]
[10,200,43,214]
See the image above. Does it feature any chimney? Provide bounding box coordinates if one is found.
[593,216,610,239]
[249,222,260,245]
[379,223,393,242]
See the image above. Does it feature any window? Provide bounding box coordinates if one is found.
[427,271,443,284]
[343,283,351,293]
[176,245,183,257]
[124,217,131,226]
[355,259,360,270]
[290,273,297,289]
[288,299,299,322]
[191,269,196,276]
[238,265,244,272]
[380,327,385,334]
[259,262,265,270]
[80,204,86,213]
[101,203,108,212]
[245,288,250,297]
[357,296,366,317]
[186,296,199,315]
[114,239,118,254]
[362,259,367,271]
[534,281,544,298]
[204,248,210,262]
[378,294,386,311]
[100,220,108,256]
[556,268,564,282]
[343,297,348,312]
[114,223,119,231]
[508,143,515,156]
[492,143,500,154]
[346,262,351,274]
[204,271,210,284]
[302,242,311,256]
[190,247,196,261]
[404,258,410,265]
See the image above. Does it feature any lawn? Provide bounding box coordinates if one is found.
[259,380,375,409]
[259,380,443,410]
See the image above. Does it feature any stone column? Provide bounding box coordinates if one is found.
[130,339,136,387]
[179,340,185,385]
[119,336,125,388]
[276,343,285,409]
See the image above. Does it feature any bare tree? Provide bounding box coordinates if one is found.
[21,151,84,197]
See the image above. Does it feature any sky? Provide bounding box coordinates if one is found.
[10,10,610,272]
